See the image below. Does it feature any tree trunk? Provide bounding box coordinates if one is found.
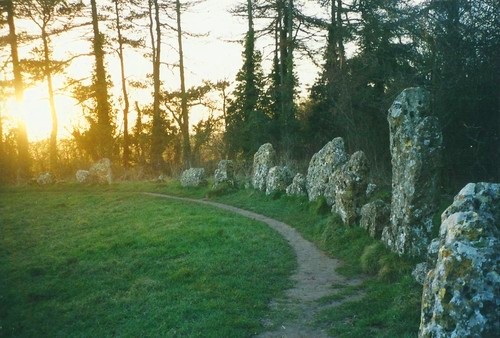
[90,0,112,159]
[41,27,58,173]
[114,0,130,168]
[149,0,163,170]
[176,0,191,168]
[6,0,30,181]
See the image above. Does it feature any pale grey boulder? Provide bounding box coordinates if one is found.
[266,166,293,196]
[419,182,500,338]
[331,151,370,226]
[252,143,276,191]
[76,170,90,183]
[360,199,390,239]
[286,173,307,196]
[89,158,113,184]
[213,160,235,188]
[37,172,54,185]
[306,137,348,202]
[382,87,443,257]
[180,168,207,187]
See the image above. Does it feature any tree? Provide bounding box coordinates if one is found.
[17,0,84,173]
[90,0,113,159]
[2,0,31,181]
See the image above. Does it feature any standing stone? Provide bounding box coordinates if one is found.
[213,160,235,187]
[180,168,207,187]
[286,173,307,196]
[360,199,390,239]
[37,172,54,185]
[306,137,348,202]
[252,143,276,191]
[381,87,443,257]
[266,166,293,195]
[76,170,90,183]
[89,158,113,184]
[330,151,370,226]
[419,182,500,338]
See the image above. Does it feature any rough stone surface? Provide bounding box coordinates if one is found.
[253,143,276,191]
[381,87,443,257]
[286,173,308,196]
[180,168,207,187]
[213,160,235,187]
[306,137,348,202]
[366,183,377,198]
[412,262,430,286]
[37,172,54,185]
[89,158,113,184]
[76,170,90,184]
[419,182,500,338]
[360,199,390,239]
[330,151,370,226]
[266,166,293,196]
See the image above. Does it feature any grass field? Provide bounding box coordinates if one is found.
[1,180,425,337]
[0,184,295,337]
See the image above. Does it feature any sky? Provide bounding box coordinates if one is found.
[2,0,327,142]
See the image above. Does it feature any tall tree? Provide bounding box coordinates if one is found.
[90,0,113,159]
[17,0,83,173]
[226,0,269,159]
[3,0,30,181]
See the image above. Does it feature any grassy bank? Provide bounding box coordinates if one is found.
[0,184,295,337]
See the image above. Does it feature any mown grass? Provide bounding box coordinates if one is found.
[0,184,295,337]
[137,179,424,337]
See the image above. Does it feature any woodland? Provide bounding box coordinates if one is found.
[0,0,498,190]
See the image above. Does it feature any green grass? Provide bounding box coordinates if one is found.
[0,184,295,337]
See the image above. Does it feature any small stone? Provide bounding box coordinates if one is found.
[286,173,307,196]
[76,170,90,184]
[266,166,293,195]
[366,183,377,198]
[89,158,113,184]
[213,160,235,188]
[37,172,54,185]
[180,168,207,187]
[412,262,430,285]
[360,199,390,239]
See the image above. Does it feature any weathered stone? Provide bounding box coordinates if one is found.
[419,182,500,338]
[330,151,370,226]
[213,160,235,188]
[76,170,90,184]
[382,87,443,257]
[412,262,430,286]
[306,137,348,202]
[89,158,113,184]
[252,143,276,191]
[180,168,207,187]
[360,199,390,239]
[266,166,293,196]
[366,183,377,198]
[286,173,307,196]
[37,172,54,185]
[157,174,168,182]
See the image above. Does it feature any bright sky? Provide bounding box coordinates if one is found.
[2,0,326,142]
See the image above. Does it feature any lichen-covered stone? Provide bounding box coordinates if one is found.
[412,262,430,286]
[382,87,443,257]
[37,172,54,185]
[286,173,307,196]
[252,143,276,191]
[180,168,207,187]
[360,199,390,239]
[266,166,293,195]
[330,151,369,226]
[366,183,377,198]
[213,160,235,187]
[89,158,113,184]
[419,182,500,338]
[306,137,348,202]
[76,170,90,183]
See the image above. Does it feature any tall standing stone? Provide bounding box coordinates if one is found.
[306,137,348,202]
[381,88,442,257]
[252,143,276,191]
[419,183,500,338]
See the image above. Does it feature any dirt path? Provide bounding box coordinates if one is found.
[143,192,362,337]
